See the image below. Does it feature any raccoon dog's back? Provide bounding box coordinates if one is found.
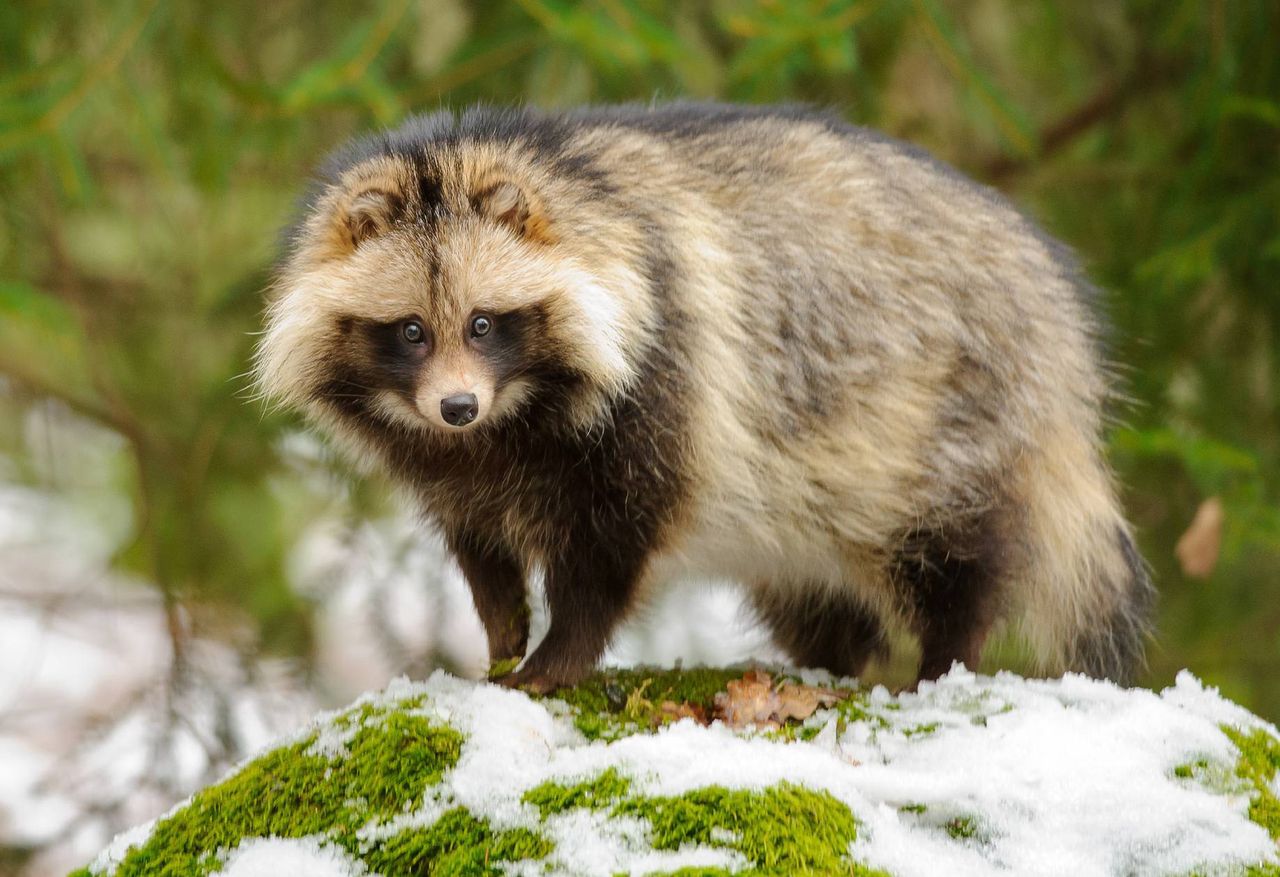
[256,103,1154,691]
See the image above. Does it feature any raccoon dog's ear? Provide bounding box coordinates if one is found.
[342,188,402,249]
[472,181,556,244]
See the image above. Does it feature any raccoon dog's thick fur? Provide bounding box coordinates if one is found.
[255,103,1154,692]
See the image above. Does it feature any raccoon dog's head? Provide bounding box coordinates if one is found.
[255,127,650,443]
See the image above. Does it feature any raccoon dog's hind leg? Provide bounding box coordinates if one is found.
[751,586,890,679]
[892,505,1010,685]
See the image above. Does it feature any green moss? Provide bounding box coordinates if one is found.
[362,808,553,877]
[331,695,426,731]
[890,798,988,850]
[522,767,883,875]
[615,783,885,876]
[896,802,985,845]
[945,816,978,840]
[1171,753,1248,796]
[824,692,886,734]
[903,722,940,738]
[644,869,734,876]
[523,768,633,819]
[1174,759,1209,780]
[487,656,521,679]
[108,709,466,877]
[1224,725,1280,842]
[1253,792,1280,842]
[546,667,747,740]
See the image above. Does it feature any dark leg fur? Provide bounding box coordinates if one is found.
[498,539,649,694]
[448,532,530,669]
[893,513,1006,685]
[752,587,888,678]
[910,557,995,683]
[1068,526,1155,686]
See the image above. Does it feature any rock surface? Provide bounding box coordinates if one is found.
[76,666,1280,877]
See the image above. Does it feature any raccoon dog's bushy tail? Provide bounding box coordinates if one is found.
[1012,432,1156,685]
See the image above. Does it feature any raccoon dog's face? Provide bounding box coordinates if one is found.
[255,151,644,440]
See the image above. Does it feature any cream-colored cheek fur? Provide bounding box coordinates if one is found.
[254,278,343,413]
[487,378,535,424]
[256,232,435,411]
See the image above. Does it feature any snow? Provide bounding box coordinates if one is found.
[844,668,1271,876]
[215,836,366,877]
[0,480,319,877]
[89,667,1280,877]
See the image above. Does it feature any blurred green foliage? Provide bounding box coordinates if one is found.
[0,1,1277,715]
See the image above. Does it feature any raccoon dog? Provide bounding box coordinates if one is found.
[255,103,1154,692]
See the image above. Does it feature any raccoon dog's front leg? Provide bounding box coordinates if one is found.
[497,539,645,694]
[448,532,530,674]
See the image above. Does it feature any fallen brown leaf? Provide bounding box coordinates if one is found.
[658,699,708,725]
[1175,497,1224,579]
[775,682,842,722]
[713,669,844,729]
[714,669,778,728]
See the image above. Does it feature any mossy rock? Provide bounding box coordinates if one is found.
[77,668,1280,876]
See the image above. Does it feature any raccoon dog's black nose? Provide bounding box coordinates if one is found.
[440,393,478,427]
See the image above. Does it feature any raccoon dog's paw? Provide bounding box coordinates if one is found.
[492,663,587,695]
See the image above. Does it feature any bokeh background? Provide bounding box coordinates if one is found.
[1,0,1277,872]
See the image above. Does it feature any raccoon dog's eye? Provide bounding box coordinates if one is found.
[401,320,426,344]
[469,314,492,338]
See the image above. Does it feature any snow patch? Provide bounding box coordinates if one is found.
[215,836,366,877]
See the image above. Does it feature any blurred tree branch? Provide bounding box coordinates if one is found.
[0,354,128,437]
[982,56,1181,184]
